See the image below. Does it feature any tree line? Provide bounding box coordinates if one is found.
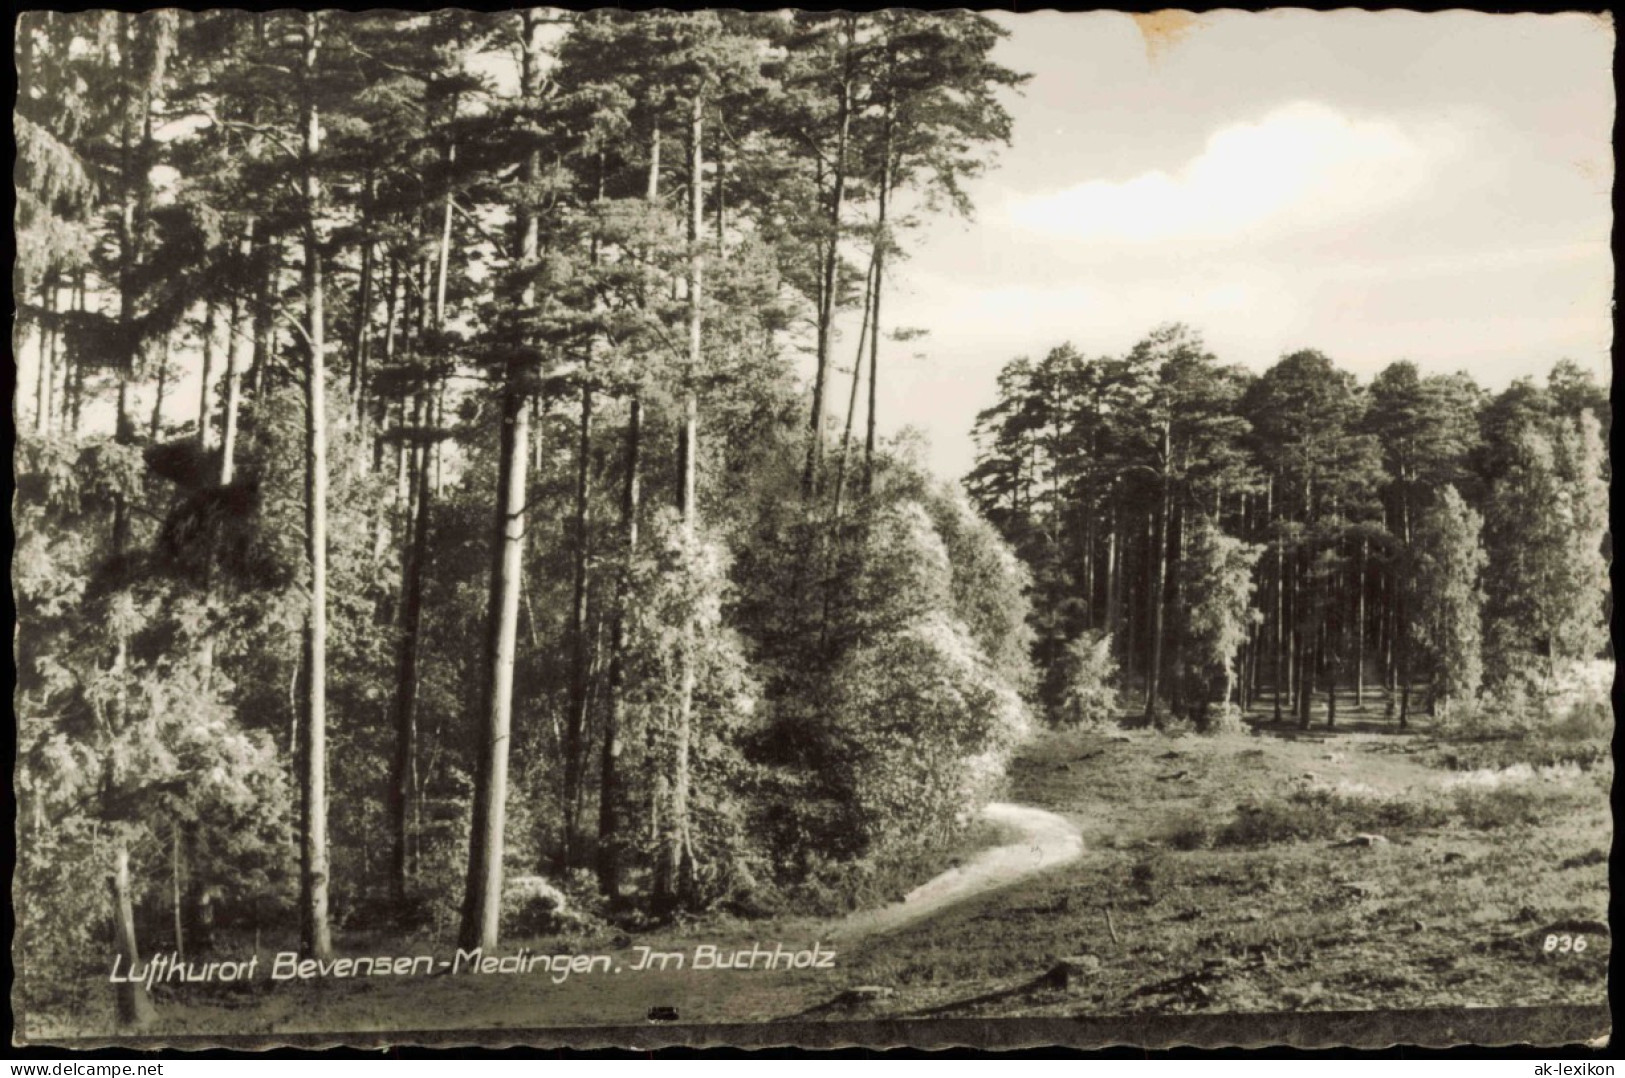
[967,326,1610,733]
[13,9,1032,1028]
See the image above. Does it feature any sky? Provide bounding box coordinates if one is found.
[868,10,1615,480]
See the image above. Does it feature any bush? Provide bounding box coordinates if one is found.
[1429,660,1612,772]
[502,875,572,937]
[1055,630,1119,728]
[1218,797,1342,846]
[830,610,1029,858]
[1448,786,1552,830]
[1164,812,1219,850]
[1450,659,1614,737]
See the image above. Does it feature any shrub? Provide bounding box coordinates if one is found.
[1163,812,1218,850]
[1449,785,1557,830]
[502,875,573,938]
[1452,659,1615,737]
[1217,797,1340,846]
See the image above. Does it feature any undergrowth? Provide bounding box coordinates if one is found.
[1163,782,1580,850]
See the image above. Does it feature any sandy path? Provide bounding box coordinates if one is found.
[832,801,1084,940]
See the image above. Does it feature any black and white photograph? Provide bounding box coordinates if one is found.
[11,8,1613,1050]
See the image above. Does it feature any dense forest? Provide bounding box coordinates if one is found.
[13,9,1035,1026]
[967,328,1610,734]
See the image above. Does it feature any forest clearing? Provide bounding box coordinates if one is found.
[18,678,1610,1040]
[12,8,1611,1050]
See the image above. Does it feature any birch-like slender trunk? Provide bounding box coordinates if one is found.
[171,827,186,959]
[111,844,156,1028]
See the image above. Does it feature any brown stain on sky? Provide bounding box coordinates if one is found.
[1130,11,1203,64]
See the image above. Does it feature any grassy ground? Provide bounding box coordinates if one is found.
[18,692,1611,1042]
[818,709,1611,1022]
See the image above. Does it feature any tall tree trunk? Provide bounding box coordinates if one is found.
[393,139,457,904]
[461,377,529,949]
[1104,506,1120,644]
[1124,513,1144,680]
[831,252,876,519]
[656,91,705,916]
[1143,425,1171,721]
[861,114,893,496]
[110,844,156,1028]
[197,297,218,449]
[297,11,333,962]
[171,826,186,958]
[373,257,402,471]
[460,10,545,952]
[70,271,88,435]
[50,284,69,434]
[559,154,610,873]
[1271,480,1284,720]
[350,178,376,424]
[598,396,640,900]
[149,332,170,441]
[560,378,593,872]
[1383,570,1397,697]
[113,12,145,499]
[598,126,660,900]
[1354,536,1366,709]
[802,22,854,497]
[248,229,274,409]
[1398,495,1413,728]
[389,395,431,910]
[33,280,54,435]
[1325,564,1338,729]
[219,223,251,485]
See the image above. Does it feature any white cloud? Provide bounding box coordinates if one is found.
[1006,101,1450,244]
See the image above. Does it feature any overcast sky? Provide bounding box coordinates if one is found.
[869,10,1614,480]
